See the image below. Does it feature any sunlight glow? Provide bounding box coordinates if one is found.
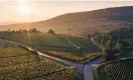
[17,6,30,15]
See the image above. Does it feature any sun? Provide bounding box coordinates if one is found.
[17,6,30,15]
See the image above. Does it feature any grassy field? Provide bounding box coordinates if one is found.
[0,39,77,80]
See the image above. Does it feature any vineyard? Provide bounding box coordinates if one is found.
[0,32,100,52]
[0,32,103,80]
[46,51,101,63]
[0,39,77,80]
[0,32,101,63]
[0,54,76,80]
[92,58,133,80]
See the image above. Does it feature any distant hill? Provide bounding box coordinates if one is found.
[1,6,133,35]
[0,22,16,26]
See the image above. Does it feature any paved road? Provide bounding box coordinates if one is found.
[84,58,104,80]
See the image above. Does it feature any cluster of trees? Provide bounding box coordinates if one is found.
[88,25,133,47]
[88,26,133,61]
[5,28,41,33]
[109,26,133,40]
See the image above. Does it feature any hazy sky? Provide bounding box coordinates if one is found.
[0,0,133,23]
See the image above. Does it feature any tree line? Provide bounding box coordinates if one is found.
[5,28,42,33]
[2,28,57,34]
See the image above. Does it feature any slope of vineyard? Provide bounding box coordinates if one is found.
[0,32,100,52]
[0,55,76,80]
[93,58,133,80]
[0,32,101,64]
[0,39,77,80]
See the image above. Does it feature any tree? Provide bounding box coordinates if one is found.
[115,39,131,58]
[103,48,116,61]
[22,30,28,33]
[32,28,37,32]
[100,39,106,47]
[88,34,92,38]
[7,29,11,32]
[48,29,55,34]
[29,28,37,32]
[106,39,113,49]
[12,30,16,33]
[19,29,23,33]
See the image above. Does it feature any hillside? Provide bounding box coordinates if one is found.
[0,32,100,52]
[1,6,133,35]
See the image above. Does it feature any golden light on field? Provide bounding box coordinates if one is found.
[17,6,30,15]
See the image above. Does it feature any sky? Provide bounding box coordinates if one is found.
[0,0,133,24]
